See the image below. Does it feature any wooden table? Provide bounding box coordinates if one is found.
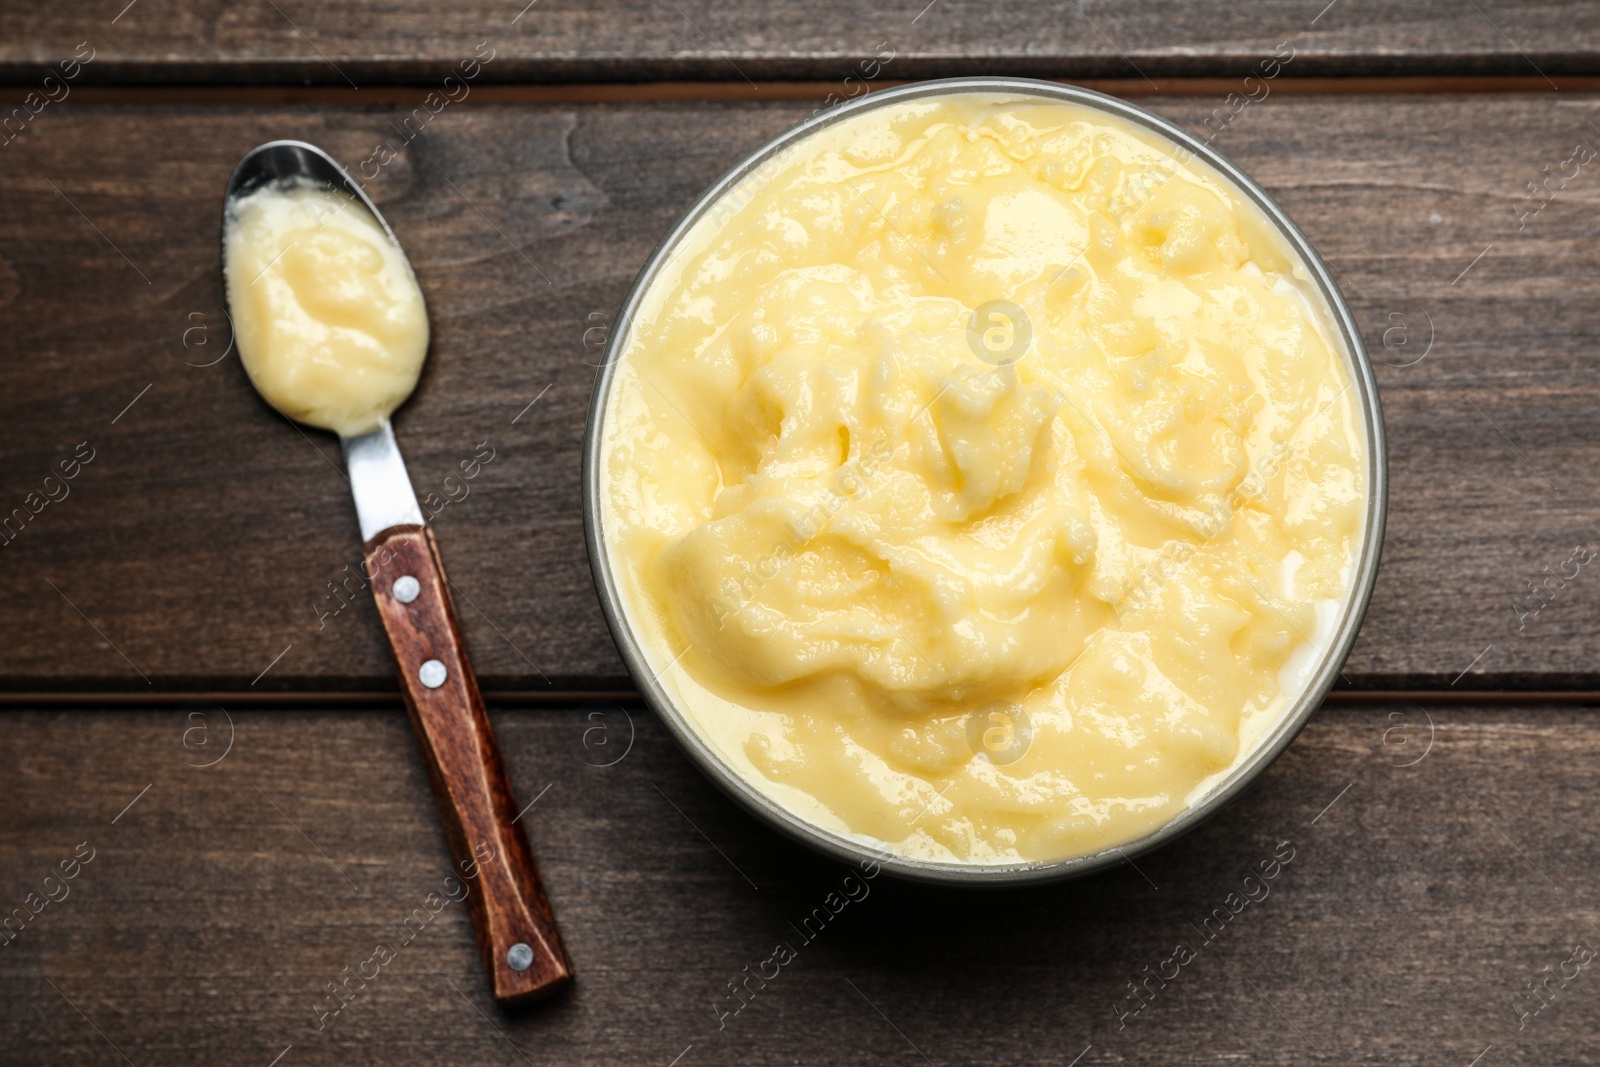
[3,4,1599,1063]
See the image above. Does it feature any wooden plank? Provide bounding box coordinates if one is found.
[2,1,1599,86]
[0,702,1596,1064]
[1,93,1598,693]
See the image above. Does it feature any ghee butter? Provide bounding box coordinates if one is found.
[224,180,428,436]
[600,94,1366,865]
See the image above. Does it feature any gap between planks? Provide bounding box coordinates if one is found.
[0,690,1597,708]
[2,75,1598,106]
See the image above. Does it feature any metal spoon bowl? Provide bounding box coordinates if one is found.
[224,140,424,536]
[224,139,401,248]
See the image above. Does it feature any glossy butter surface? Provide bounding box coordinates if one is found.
[224,180,428,436]
[601,94,1365,865]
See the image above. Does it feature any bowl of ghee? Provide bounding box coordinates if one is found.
[583,78,1385,884]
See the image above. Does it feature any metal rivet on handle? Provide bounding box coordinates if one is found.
[507,943,534,971]
[419,659,447,688]
[393,575,420,603]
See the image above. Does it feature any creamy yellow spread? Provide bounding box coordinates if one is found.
[224,180,428,436]
[600,94,1365,865]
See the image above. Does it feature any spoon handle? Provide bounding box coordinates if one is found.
[363,523,573,1005]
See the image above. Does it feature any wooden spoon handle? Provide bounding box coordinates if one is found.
[363,524,572,1005]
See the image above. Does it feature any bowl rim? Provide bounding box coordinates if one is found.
[582,76,1388,887]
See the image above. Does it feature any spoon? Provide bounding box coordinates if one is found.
[223,140,572,1005]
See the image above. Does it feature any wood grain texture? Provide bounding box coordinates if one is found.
[3,1,1600,85]
[365,524,571,1002]
[0,702,1597,1065]
[1,93,1599,692]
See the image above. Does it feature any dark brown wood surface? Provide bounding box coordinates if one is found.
[3,92,1600,692]
[5,5,1600,1063]
[4,1,1600,85]
[366,524,571,1002]
[0,701,1595,1066]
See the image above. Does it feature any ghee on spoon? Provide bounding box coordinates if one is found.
[223,159,427,435]
[221,141,572,1006]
